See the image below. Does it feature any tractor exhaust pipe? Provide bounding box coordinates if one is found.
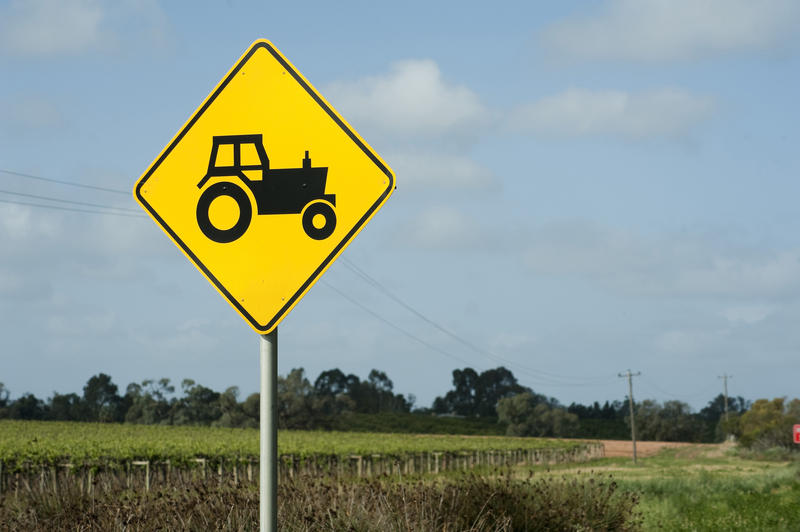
[303,150,311,169]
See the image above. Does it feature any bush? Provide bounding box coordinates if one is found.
[737,398,800,450]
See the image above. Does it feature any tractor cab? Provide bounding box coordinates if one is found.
[198,134,270,189]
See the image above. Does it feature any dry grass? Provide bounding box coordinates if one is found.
[0,470,641,531]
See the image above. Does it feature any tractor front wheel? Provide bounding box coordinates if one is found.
[196,181,252,243]
[302,200,336,240]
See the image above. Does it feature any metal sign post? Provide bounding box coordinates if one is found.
[260,329,278,532]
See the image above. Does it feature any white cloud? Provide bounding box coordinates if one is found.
[325,59,500,198]
[674,252,800,298]
[722,305,773,324]
[490,332,537,352]
[387,151,498,191]
[46,309,117,336]
[523,221,800,299]
[0,0,105,55]
[0,0,169,57]
[654,328,729,355]
[401,206,488,250]
[523,221,662,277]
[541,0,800,62]
[0,193,173,302]
[0,203,59,243]
[0,96,66,132]
[0,269,53,301]
[161,318,220,352]
[325,59,488,139]
[509,88,713,139]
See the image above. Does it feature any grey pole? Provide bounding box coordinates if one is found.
[618,370,641,464]
[260,329,278,532]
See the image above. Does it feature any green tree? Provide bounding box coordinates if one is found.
[0,383,9,418]
[215,386,256,428]
[699,394,750,442]
[313,369,350,396]
[496,392,578,437]
[316,368,409,415]
[49,392,87,421]
[435,368,479,416]
[434,367,530,417]
[171,379,221,425]
[312,369,356,418]
[83,373,123,422]
[278,368,317,429]
[7,393,47,420]
[124,379,175,424]
[475,367,528,417]
[635,400,703,442]
[242,392,260,424]
[699,394,749,424]
[738,397,800,449]
[364,369,410,413]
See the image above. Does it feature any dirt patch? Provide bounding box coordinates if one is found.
[598,440,719,458]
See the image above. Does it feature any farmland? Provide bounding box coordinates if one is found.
[0,420,596,472]
[2,421,799,530]
[0,420,619,530]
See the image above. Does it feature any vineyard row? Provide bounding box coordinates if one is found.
[0,443,604,496]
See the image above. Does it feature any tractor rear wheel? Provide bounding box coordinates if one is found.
[196,181,252,243]
[302,200,336,240]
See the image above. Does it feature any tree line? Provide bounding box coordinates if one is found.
[1,367,796,448]
[0,369,412,430]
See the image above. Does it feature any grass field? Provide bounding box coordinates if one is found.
[528,443,800,531]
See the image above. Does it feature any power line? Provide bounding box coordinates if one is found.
[640,376,713,402]
[0,169,637,395]
[0,197,146,218]
[0,174,587,387]
[0,168,130,196]
[0,170,607,389]
[0,188,141,213]
[340,257,608,387]
[327,268,605,390]
[321,279,475,367]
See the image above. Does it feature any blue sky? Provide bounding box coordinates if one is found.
[2,0,799,410]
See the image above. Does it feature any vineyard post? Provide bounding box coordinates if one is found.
[260,328,278,532]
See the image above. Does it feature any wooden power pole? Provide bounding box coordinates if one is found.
[718,374,732,422]
[618,370,641,463]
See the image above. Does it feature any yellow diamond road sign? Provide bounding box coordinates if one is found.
[134,40,394,334]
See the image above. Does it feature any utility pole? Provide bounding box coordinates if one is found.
[718,374,732,422]
[618,370,641,464]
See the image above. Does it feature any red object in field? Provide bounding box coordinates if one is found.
[794,424,800,444]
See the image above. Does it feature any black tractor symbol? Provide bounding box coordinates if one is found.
[196,134,336,243]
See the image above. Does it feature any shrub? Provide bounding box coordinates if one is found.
[738,398,800,450]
